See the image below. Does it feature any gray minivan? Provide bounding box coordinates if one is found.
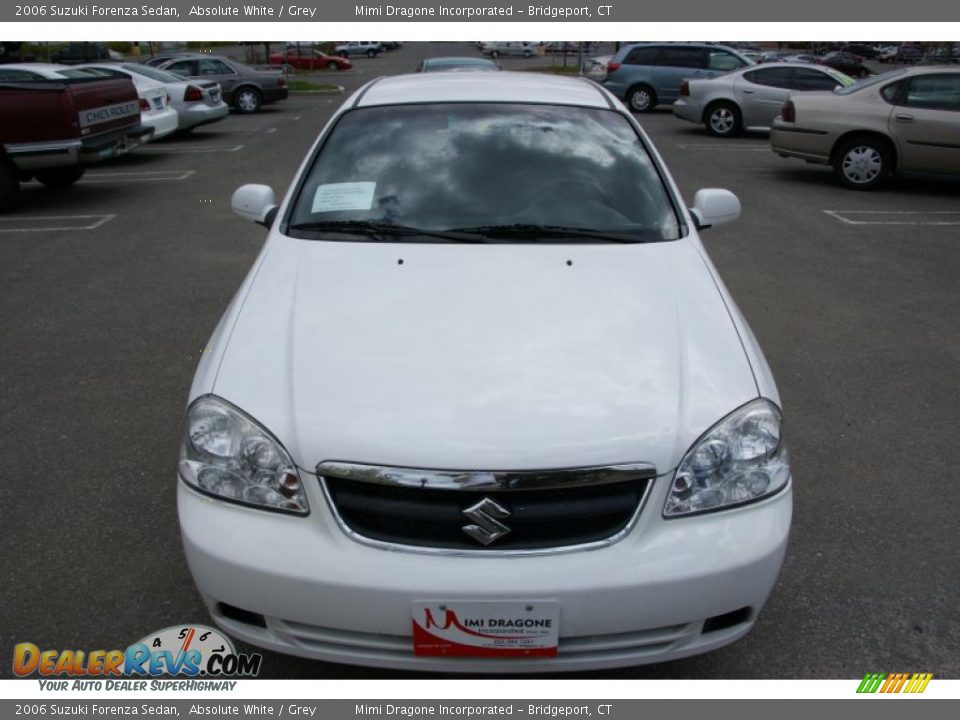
[601,43,753,112]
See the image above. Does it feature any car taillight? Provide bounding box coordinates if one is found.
[781,100,796,123]
[277,77,286,87]
[184,85,203,102]
[679,80,690,97]
[606,61,620,73]
[138,98,150,111]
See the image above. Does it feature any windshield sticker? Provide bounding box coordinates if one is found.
[311,182,376,213]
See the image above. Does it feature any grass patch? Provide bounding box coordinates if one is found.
[287,80,340,92]
[519,65,584,76]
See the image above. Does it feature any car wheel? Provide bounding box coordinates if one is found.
[367,49,376,58]
[705,102,742,137]
[626,85,657,113]
[833,138,890,190]
[234,87,262,114]
[0,157,21,212]
[328,61,339,70]
[338,51,348,58]
[490,51,500,59]
[34,166,85,189]
[523,50,533,58]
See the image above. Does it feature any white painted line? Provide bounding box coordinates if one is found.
[677,143,769,151]
[291,115,302,120]
[264,128,278,134]
[82,170,195,182]
[0,214,115,233]
[824,210,960,226]
[140,144,243,154]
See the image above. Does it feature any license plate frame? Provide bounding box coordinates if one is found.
[412,601,560,658]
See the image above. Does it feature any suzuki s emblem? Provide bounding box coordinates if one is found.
[462,497,511,546]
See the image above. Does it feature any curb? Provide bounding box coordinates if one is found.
[289,86,345,95]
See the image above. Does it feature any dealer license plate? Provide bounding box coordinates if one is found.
[412,601,560,658]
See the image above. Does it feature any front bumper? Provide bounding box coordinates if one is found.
[179,471,792,673]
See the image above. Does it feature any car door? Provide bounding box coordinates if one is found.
[737,67,794,127]
[653,46,708,102]
[888,73,960,174]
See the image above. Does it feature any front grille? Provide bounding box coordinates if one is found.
[320,468,651,551]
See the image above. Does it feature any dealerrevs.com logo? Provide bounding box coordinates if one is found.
[14,625,262,683]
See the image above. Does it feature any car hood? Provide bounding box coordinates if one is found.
[212,236,759,474]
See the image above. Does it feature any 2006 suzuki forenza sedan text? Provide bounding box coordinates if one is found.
[178,72,792,672]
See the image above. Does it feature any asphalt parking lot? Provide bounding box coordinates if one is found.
[1,41,958,680]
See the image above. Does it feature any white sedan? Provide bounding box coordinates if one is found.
[179,72,792,672]
[77,63,178,140]
[80,63,229,135]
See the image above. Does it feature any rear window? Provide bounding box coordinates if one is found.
[287,103,681,243]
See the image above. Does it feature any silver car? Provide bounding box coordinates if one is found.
[673,63,854,137]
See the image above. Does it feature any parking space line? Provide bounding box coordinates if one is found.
[677,143,769,151]
[824,210,960,226]
[139,144,244,154]
[0,214,115,232]
[82,170,196,182]
[264,128,278,134]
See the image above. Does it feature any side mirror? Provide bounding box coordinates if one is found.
[689,188,741,230]
[231,184,278,228]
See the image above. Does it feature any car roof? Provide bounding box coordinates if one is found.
[356,71,610,109]
[0,63,76,76]
[426,57,495,64]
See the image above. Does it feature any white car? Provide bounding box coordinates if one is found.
[76,63,178,140]
[80,63,229,133]
[179,72,792,672]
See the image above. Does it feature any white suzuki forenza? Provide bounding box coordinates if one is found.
[179,72,792,672]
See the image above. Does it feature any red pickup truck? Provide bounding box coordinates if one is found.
[0,64,153,212]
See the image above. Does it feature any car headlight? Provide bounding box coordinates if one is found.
[179,395,308,514]
[664,398,789,518]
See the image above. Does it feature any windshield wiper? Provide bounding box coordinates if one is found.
[447,224,649,243]
[287,220,489,243]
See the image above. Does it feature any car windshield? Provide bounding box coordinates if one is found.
[287,103,680,243]
[834,68,906,95]
[124,64,183,83]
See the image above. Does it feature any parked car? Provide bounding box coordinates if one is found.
[76,64,179,141]
[771,67,960,189]
[380,42,404,51]
[51,42,112,65]
[602,43,753,112]
[479,42,538,59]
[159,55,287,113]
[270,49,352,72]
[674,63,855,137]
[0,63,150,211]
[142,52,187,68]
[841,43,880,59]
[81,63,229,133]
[333,42,382,58]
[180,71,792,673]
[893,46,925,64]
[758,51,788,64]
[416,57,499,73]
[818,51,871,78]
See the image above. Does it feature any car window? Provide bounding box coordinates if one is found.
[165,60,195,77]
[792,68,843,91]
[623,46,659,66]
[835,69,906,95]
[0,68,44,81]
[709,51,745,71]
[125,64,183,83]
[198,59,234,75]
[657,47,707,69]
[744,67,793,88]
[287,103,680,243]
[902,75,960,111]
[880,80,906,104]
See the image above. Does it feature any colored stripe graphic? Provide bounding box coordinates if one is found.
[857,672,932,693]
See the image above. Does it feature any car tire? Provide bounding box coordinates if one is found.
[833,137,892,190]
[34,166,85,189]
[0,157,21,213]
[523,50,533,58]
[338,51,348,58]
[490,51,500,59]
[233,86,262,114]
[366,50,376,58]
[705,102,743,137]
[327,61,339,70]
[626,84,657,113]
